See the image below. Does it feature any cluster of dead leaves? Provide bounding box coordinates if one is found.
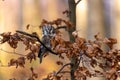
[43,71,63,80]
[8,57,25,68]
[40,18,72,28]
[51,31,86,58]
[0,32,39,50]
[0,32,21,48]
[50,31,120,80]
[74,66,92,80]
[28,67,38,80]
[0,32,40,63]
[0,25,120,80]
[62,10,71,17]
[27,52,36,63]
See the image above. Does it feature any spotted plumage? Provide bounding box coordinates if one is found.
[38,25,55,63]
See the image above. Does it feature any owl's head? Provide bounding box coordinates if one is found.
[41,25,55,37]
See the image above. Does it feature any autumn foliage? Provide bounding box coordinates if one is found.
[0,19,120,80]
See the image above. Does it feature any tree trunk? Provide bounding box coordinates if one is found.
[68,0,76,41]
[68,0,77,80]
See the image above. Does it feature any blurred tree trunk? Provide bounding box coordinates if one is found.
[87,0,104,39]
[87,0,111,40]
[23,0,41,28]
[102,0,112,37]
[0,0,23,80]
[18,0,23,30]
[87,0,103,80]
[0,0,23,65]
[113,0,120,49]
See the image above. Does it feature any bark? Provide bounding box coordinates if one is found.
[68,0,76,41]
[68,0,81,80]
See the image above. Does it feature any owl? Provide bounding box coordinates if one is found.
[38,25,55,63]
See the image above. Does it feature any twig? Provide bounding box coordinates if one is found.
[16,30,58,55]
[77,51,83,67]
[56,63,71,75]
[56,26,67,30]
[83,50,92,58]
[0,48,26,56]
[58,71,70,74]
[76,0,82,5]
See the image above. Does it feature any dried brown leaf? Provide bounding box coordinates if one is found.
[103,37,117,49]
[27,52,36,63]
[56,61,63,66]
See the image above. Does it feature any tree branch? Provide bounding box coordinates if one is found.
[58,71,70,74]
[76,51,83,67]
[0,48,26,56]
[16,30,58,55]
[76,0,82,5]
[56,26,67,30]
[56,63,71,75]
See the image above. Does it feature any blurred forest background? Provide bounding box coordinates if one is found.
[0,0,120,80]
